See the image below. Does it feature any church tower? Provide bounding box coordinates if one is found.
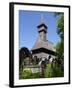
[37,15,47,41]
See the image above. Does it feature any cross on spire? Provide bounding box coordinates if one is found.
[41,14,44,23]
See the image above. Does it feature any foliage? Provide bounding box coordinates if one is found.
[44,63,64,78]
[19,47,31,69]
[32,73,41,78]
[19,67,41,79]
[55,13,64,58]
[56,40,64,57]
[44,64,54,77]
[57,15,64,39]
[19,63,64,79]
[20,68,32,79]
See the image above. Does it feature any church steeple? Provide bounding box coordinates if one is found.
[31,15,55,59]
[37,15,47,41]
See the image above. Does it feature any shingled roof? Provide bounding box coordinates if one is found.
[31,38,55,51]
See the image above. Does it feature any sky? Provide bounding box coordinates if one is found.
[19,10,60,50]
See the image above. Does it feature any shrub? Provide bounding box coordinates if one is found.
[22,68,32,79]
[32,73,41,78]
[45,64,54,78]
[44,63,64,78]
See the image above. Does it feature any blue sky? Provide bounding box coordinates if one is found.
[19,10,60,50]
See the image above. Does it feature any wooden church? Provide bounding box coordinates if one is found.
[31,15,56,59]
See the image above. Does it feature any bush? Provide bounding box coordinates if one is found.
[20,68,41,79]
[52,65,64,77]
[44,63,64,78]
[32,73,41,78]
[45,64,54,78]
[22,68,32,79]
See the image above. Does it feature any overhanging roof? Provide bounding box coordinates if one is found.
[31,38,55,52]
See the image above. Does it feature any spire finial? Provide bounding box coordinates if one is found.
[41,14,44,23]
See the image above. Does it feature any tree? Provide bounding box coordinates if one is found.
[19,47,31,69]
[55,13,64,58]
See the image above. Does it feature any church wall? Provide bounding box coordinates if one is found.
[32,52,55,59]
